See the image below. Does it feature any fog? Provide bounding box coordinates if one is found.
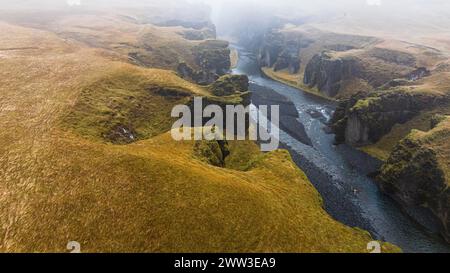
[1,0,449,39]
[200,0,450,39]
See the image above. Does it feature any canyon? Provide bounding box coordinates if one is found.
[0,1,400,253]
[249,18,450,244]
[0,0,449,253]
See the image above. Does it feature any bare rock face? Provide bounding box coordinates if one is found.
[258,31,311,75]
[331,91,448,146]
[258,31,285,68]
[377,117,450,242]
[178,40,231,85]
[344,114,370,145]
[304,52,361,97]
[106,124,137,144]
[407,67,431,81]
[272,40,302,73]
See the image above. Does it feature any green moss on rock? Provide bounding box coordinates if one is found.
[377,117,450,243]
[210,74,249,96]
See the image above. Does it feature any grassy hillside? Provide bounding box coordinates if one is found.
[0,10,400,253]
[0,9,210,71]
[5,130,399,253]
[61,66,202,144]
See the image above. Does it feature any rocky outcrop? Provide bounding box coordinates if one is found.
[106,124,137,144]
[258,31,285,68]
[407,67,431,81]
[331,91,448,146]
[210,74,249,96]
[185,75,251,133]
[194,139,230,167]
[258,31,312,74]
[377,117,450,242]
[431,114,447,129]
[178,40,231,85]
[304,53,361,97]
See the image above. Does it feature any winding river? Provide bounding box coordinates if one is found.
[232,47,450,253]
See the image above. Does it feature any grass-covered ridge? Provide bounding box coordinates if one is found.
[10,130,399,252]
[61,65,205,144]
[0,8,401,253]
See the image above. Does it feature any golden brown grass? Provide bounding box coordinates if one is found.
[5,129,399,253]
[261,67,337,101]
[0,11,400,253]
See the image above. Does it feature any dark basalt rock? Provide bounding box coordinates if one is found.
[407,67,431,81]
[258,31,285,68]
[106,124,137,144]
[304,52,361,97]
[431,114,447,129]
[330,91,448,146]
[377,119,450,242]
[272,40,302,73]
[179,40,231,85]
[257,31,312,75]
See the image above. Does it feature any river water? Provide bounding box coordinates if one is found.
[232,47,450,253]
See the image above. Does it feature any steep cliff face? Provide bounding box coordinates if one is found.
[331,91,448,146]
[303,53,361,97]
[258,31,312,74]
[255,27,432,99]
[377,117,450,242]
[178,40,231,85]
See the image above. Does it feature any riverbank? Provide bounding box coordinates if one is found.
[233,47,450,253]
[261,67,336,102]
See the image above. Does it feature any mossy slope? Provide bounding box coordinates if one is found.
[9,131,399,253]
[377,117,450,242]
[62,66,200,144]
